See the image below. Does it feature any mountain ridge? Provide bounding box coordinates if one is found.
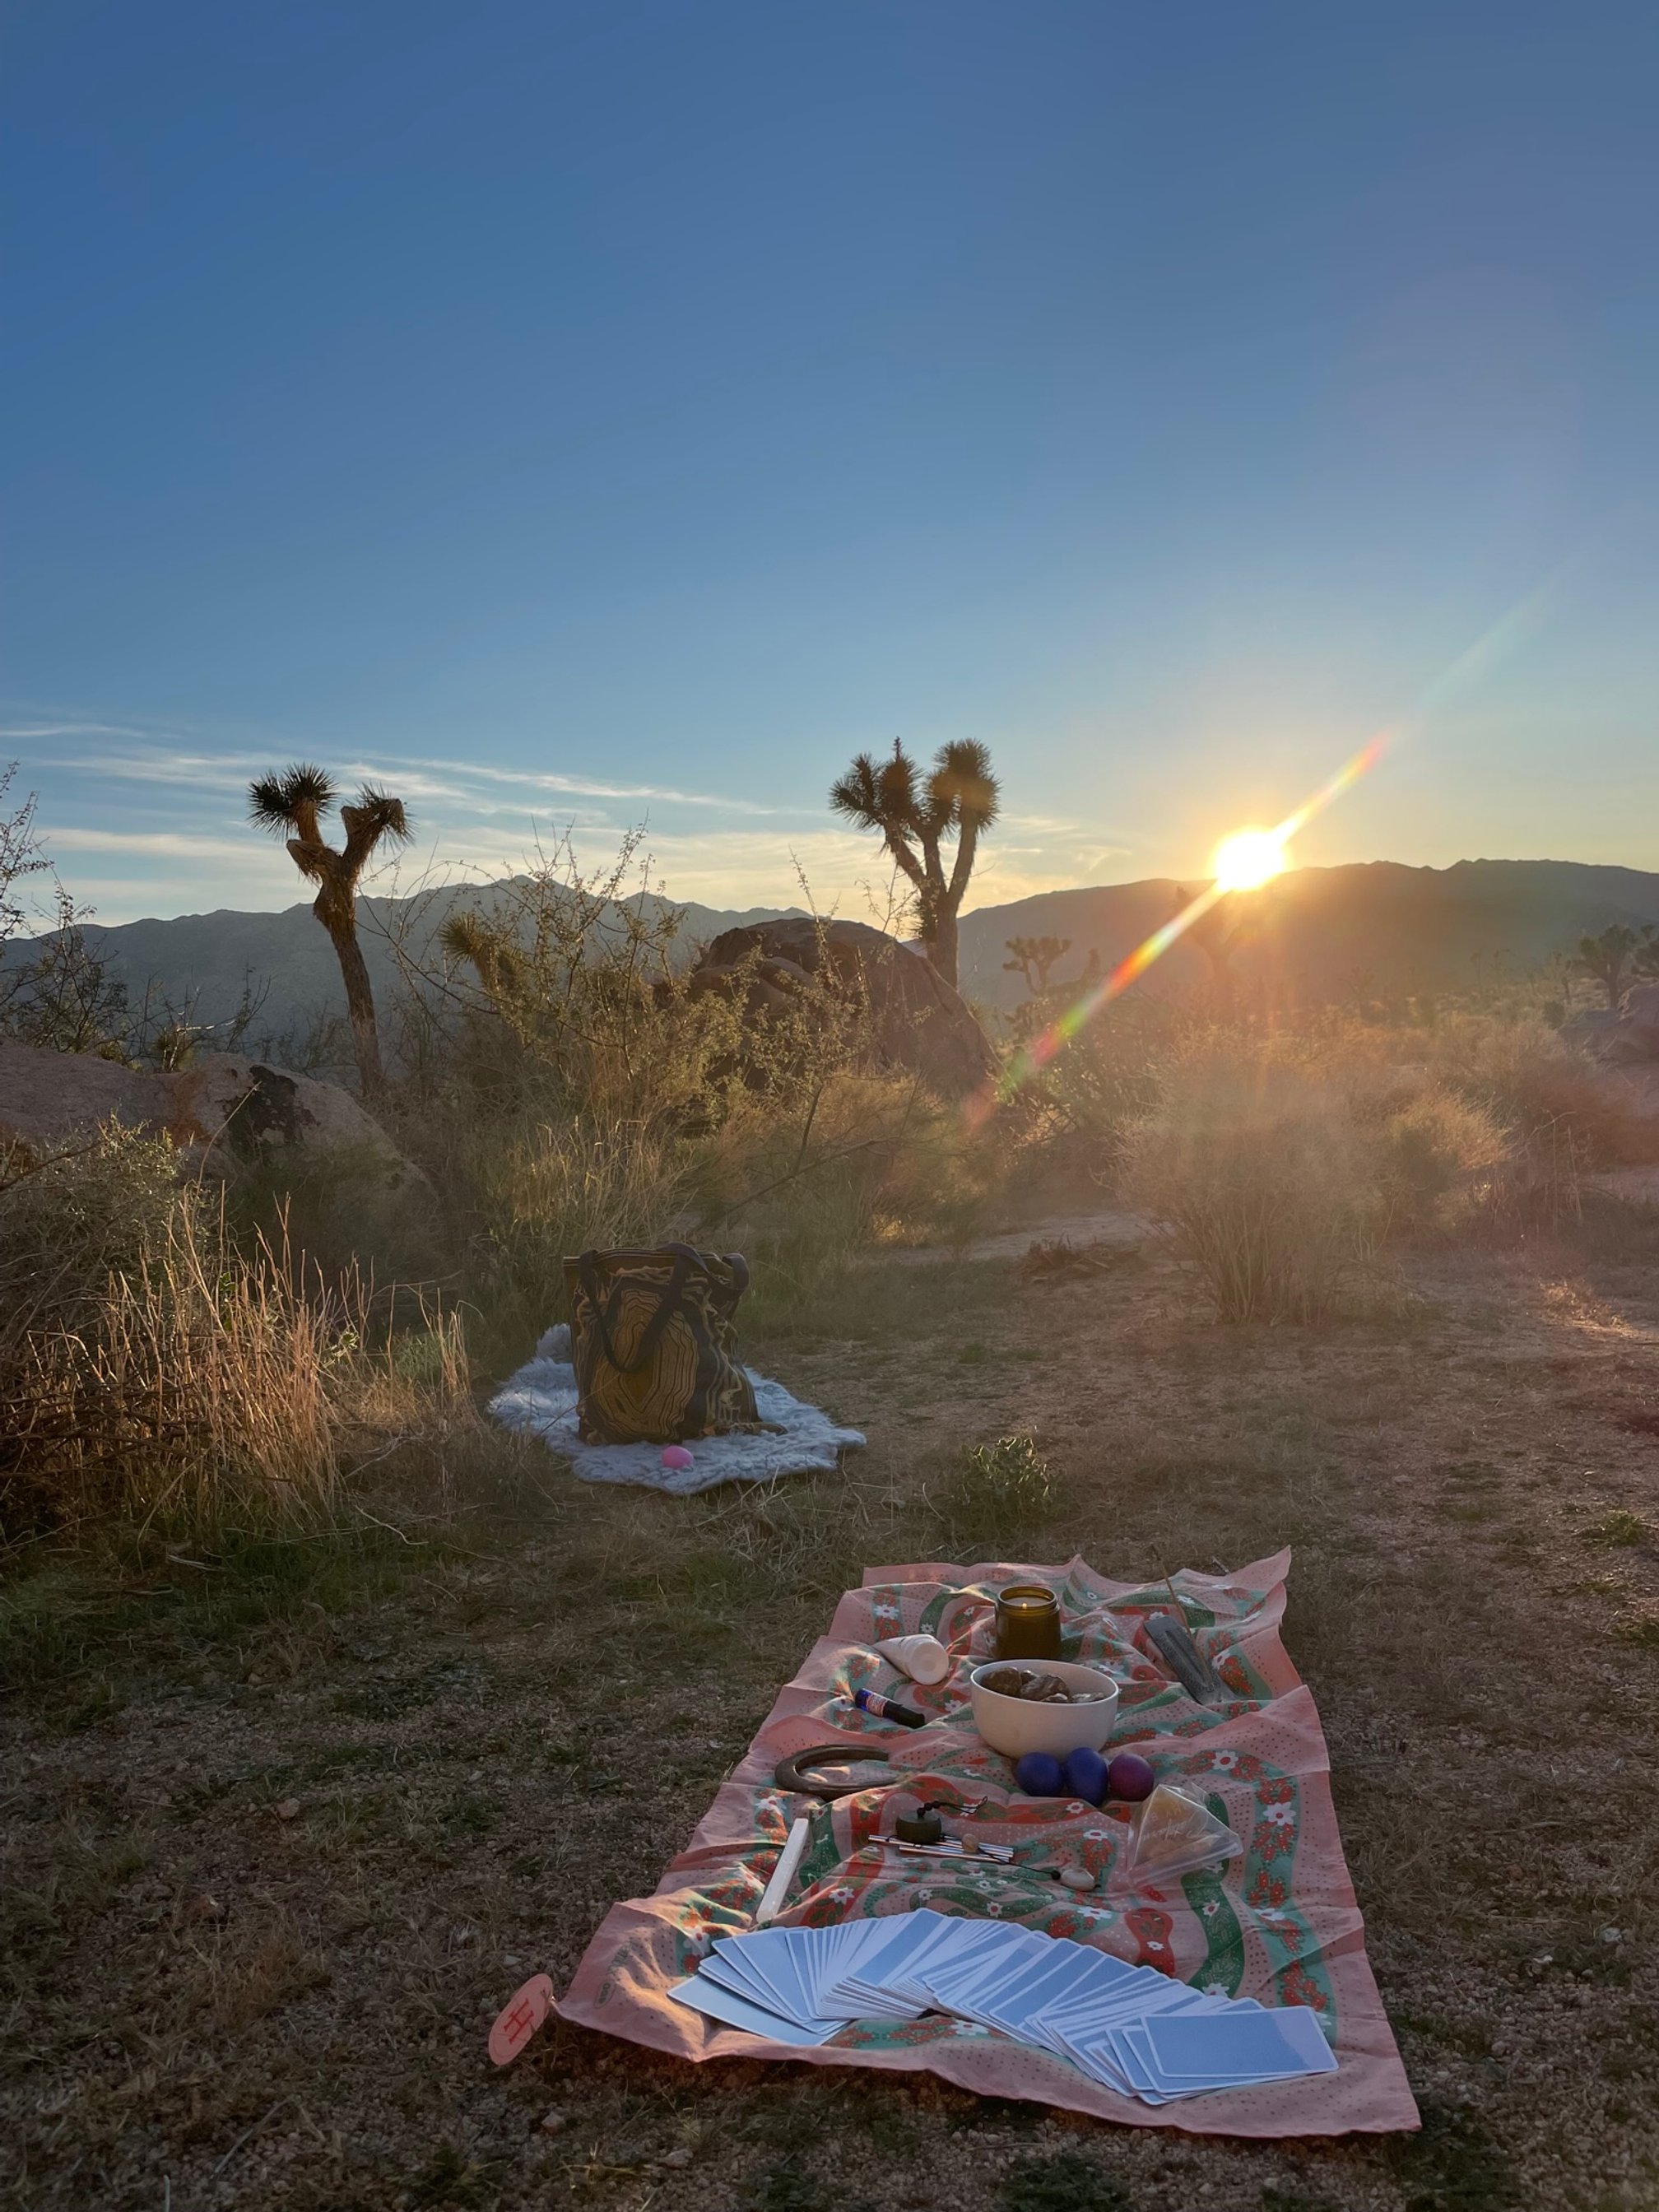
[8,858,1657,1048]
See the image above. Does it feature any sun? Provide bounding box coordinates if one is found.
[1212,827,1290,893]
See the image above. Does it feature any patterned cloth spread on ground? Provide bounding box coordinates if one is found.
[488,1326,865,1495]
[555,1550,1420,2136]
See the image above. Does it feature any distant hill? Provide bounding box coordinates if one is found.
[958,859,1659,1012]
[4,885,804,1060]
[10,857,1657,1058]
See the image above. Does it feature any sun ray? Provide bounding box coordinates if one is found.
[964,729,1394,1131]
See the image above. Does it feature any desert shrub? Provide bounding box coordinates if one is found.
[226,1139,450,1294]
[1420,1014,1659,1169]
[1005,989,1181,1183]
[0,1120,183,1340]
[1371,1084,1513,1233]
[692,1067,990,1295]
[382,844,1001,1353]
[1120,1051,1381,1322]
[396,839,750,1132]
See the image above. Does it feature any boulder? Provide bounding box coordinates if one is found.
[687,918,1000,1098]
[0,1039,420,1184]
[0,1042,179,1155]
[0,1043,443,1280]
[1568,983,1659,1066]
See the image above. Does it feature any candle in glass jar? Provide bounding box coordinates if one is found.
[994,1583,1062,1660]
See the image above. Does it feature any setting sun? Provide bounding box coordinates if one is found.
[1212,827,1290,892]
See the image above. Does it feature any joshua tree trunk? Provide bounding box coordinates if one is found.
[325,911,384,1095]
[931,904,960,991]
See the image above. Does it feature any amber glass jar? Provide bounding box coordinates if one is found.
[994,1584,1062,1660]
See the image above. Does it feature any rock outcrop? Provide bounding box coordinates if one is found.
[685,918,999,1099]
[0,1040,421,1183]
[0,1041,444,1280]
[1564,983,1659,1066]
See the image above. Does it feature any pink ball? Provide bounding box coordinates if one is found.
[660,1444,695,1471]
[1106,1752,1156,1803]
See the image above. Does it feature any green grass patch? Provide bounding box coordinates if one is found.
[1584,1508,1648,1548]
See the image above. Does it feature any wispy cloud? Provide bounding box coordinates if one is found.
[43,827,288,860]
[53,741,783,820]
[363,752,782,816]
[0,719,161,741]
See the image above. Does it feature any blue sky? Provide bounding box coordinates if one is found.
[3,1,1657,925]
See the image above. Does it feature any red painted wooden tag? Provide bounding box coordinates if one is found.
[487,1973,554,2066]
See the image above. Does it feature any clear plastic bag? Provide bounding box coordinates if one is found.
[1126,1784,1243,1881]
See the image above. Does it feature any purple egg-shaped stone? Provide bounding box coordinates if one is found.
[1106,1752,1156,1802]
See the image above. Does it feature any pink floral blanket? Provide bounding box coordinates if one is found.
[555,1550,1419,2136]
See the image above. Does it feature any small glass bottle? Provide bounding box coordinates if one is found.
[994,1583,1062,1660]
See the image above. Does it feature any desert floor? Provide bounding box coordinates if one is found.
[6,1215,1659,2212]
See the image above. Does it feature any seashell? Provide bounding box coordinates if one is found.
[872,1633,950,1685]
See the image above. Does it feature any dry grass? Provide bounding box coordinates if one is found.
[1118,1051,1382,1321]
[0,1124,486,1550]
[1113,1016,1659,1322]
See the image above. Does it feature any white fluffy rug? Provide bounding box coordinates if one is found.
[487,1326,866,1497]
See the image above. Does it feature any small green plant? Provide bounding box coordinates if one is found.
[941,1432,1062,1546]
[999,2149,1132,2211]
[1585,1508,1648,1548]
[1615,1614,1659,1648]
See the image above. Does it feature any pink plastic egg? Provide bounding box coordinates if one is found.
[660,1445,695,1471]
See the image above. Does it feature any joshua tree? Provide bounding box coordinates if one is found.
[1569,922,1659,1013]
[829,739,999,988]
[248,764,411,1094]
[1003,933,1071,997]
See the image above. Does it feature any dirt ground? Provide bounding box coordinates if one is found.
[5,1213,1659,2212]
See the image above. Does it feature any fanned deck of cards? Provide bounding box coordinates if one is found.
[670,1910,1337,2103]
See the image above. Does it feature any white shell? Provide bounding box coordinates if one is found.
[872,1633,950,1685]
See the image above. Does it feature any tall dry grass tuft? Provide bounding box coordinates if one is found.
[1119,1050,1382,1322]
[6,1206,339,1531]
[0,1123,481,1545]
[464,1113,693,1350]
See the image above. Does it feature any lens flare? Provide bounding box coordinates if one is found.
[1212,828,1289,892]
[961,568,1572,1133]
[963,728,1394,1133]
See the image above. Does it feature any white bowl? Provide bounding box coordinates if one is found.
[967,1660,1121,1761]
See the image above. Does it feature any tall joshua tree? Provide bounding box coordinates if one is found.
[248,764,411,1094]
[829,738,999,988]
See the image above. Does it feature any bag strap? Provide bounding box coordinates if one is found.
[577,1246,696,1377]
